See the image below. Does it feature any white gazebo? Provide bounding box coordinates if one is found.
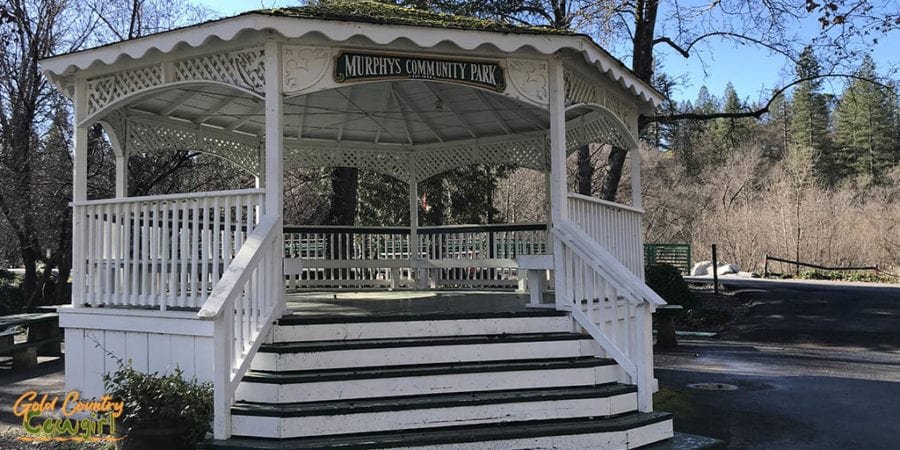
[42,3,671,447]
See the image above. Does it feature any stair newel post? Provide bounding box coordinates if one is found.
[213,305,234,439]
[548,57,569,310]
[635,302,654,412]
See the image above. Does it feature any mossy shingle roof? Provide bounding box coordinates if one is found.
[245,1,574,36]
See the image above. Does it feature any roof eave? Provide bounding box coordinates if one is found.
[40,13,664,108]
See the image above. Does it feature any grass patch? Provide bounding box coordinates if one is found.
[654,387,696,421]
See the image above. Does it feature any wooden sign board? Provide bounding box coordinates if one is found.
[335,51,505,91]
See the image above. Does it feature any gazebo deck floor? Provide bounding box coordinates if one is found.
[284,290,553,320]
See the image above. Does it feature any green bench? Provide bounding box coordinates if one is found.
[0,312,62,370]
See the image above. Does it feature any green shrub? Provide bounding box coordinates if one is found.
[645,263,696,308]
[0,269,24,315]
[104,363,213,450]
[795,269,893,283]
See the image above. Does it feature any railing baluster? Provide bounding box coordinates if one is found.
[180,199,190,308]
[201,197,210,306]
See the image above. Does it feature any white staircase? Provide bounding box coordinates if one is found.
[198,307,673,449]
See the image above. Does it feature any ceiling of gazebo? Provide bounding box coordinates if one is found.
[123,80,548,147]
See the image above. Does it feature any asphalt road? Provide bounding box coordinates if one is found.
[657,278,900,449]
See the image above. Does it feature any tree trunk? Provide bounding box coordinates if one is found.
[599,0,658,202]
[328,167,359,279]
[575,144,593,195]
[600,146,629,201]
[329,167,359,225]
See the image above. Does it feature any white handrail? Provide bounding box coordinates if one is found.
[71,188,264,207]
[555,220,665,307]
[552,218,663,414]
[567,193,645,279]
[198,215,279,319]
[198,214,282,440]
[567,192,645,214]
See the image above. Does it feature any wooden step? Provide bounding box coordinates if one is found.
[251,332,599,371]
[198,412,673,449]
[236,356,621,403]
[232,384,637,438]
[272,310,572,342]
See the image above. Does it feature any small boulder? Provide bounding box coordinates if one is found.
[691,261,713,276]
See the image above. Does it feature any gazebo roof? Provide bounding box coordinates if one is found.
[245,3,574,35]
[41,2,662,107]
[40,2,660,181]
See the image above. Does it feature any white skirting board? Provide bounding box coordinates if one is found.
[60,307,213,398]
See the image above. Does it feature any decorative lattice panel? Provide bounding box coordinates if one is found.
[284,143,411,181]
[602,93,637,135]
[203,135,260,175]
[127,119,260,175]
[284,144,340,170]
[565,69,603,106]
[87,65,164,116]
[98,110,128,150]
[128,120,199,154]
[175,48,265,96]
[413,135,548,181]
[565,68,638,135]
[566,113,632,151]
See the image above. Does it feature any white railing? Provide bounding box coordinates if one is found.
[552,219,665,413]
[284,225,412,288]
[71,189,265,309]
[283,223,548,289]
[568,192,645,280]
[419,224,548,288]
[198,214,282,440]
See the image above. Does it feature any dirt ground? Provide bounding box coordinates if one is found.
[672,287,752,333]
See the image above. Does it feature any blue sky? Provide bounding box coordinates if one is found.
[198,0,900,105]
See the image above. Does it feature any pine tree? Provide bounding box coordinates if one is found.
[764,90,791,159]
[712,83,751,155]
[834,55,896,183]
[789,47,833,183]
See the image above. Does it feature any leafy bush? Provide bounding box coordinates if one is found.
[0,269,24,315]
[794,269,894,283]
[645,263,696,308]
[104,363,213,450]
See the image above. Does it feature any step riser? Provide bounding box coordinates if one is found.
[237,365,622,403]
[232,393,638,438]
[273,316,573,342]
[394,419,674,450]
[251,340,599,371]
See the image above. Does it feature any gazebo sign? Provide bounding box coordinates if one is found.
[335,51,505,91]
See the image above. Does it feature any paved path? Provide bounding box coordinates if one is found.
[657,279,900,449]
[0,358,65,430]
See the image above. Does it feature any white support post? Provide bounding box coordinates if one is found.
[72,79,89,307]
[256,143,266,189]
[408,158,422,289]
[548,58,568,310]
[264,40,284,311]
[115,153,128,198]
[630,144,642,210]
[101,117,129,198]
